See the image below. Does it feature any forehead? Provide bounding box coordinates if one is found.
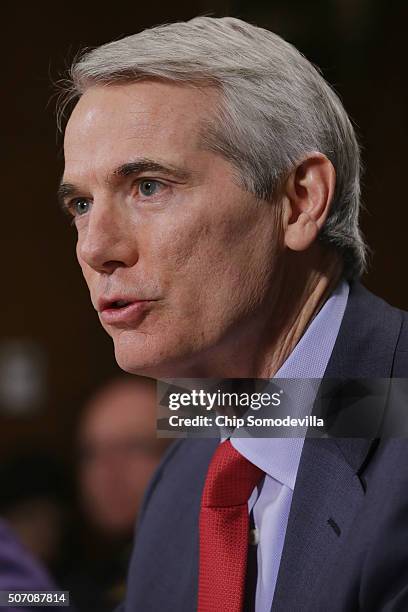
[63,81,217,178]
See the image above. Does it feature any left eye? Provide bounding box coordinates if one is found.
[73,199,91,216]
[139,180,161,197]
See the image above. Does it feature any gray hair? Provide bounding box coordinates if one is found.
[59,16,367,278]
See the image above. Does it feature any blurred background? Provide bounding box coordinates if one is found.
[1,0,407,609]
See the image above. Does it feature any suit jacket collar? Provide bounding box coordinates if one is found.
[324,281,402,378]
[324,281,403,472]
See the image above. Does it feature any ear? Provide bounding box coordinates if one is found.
[283,153,336,252]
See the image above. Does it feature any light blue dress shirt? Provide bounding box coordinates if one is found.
[230,281,349,612]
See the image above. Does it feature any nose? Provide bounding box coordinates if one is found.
[77,199,138,274]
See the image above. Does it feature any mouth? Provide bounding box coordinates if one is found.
[98,297,155,327]
[108,299,133,309]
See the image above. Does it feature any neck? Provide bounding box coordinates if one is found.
[256,250,342,377]
[178,246,343,379]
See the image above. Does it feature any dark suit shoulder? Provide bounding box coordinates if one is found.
[325,282,407,378]
[393,307,408,376]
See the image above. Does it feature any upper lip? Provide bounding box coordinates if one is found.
[97,296,152,313]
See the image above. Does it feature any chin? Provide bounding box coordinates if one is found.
[112,328,191,379]
[114,344,158,377]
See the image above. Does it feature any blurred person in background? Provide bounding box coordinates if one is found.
[0,452,69,577]
[0,518,58,612]
[65,376,169,612]
[0,454,75,611]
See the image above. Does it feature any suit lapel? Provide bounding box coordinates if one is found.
[271,282,403,611]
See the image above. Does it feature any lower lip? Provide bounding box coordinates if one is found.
[100,301,153,327]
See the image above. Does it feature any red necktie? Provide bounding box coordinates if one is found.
[198,440,265,612]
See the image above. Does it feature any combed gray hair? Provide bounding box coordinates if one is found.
[59,16,367,278]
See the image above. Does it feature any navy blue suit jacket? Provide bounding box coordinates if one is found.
[120,283,408,611]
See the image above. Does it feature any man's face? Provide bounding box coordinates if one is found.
[63,81,281,376]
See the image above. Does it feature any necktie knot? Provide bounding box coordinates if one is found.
[201,440,264,508]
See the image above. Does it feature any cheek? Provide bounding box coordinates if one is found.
[152,203,277,308]
[137,214,211,298]
[135,209,276,352]
[149,224,226,332]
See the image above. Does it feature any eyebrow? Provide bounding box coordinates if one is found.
[57,182,78,211]
[57,158,191,210]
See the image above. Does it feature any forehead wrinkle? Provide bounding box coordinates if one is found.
[123,104,206,147]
